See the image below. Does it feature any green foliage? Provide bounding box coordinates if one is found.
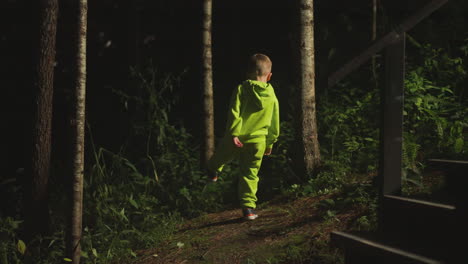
[0,217,23,264]
[105,65,230,216]
[404,44,468,159]
[73,66,221,263]
[298,160,351,197]
[401,131,424,188]
[0,217,69,264]
[283,42,467,241]
[314,181,378,230]
[316,41,467,192]
[398,43,468,190]
[318,79,380,173]
[1,65,223,264]
[79,144,182,263]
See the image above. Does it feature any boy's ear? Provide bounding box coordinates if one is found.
[267,72,272,81]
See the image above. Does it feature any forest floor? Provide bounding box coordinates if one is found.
[127,191,369,264]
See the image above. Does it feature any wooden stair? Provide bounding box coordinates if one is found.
[331,159,467,263]
[327,1,462,262]
[331,231,442,264]
[381,195,457,262]
[427,159,468,206]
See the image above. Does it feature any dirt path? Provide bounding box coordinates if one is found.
[131,194,364,264]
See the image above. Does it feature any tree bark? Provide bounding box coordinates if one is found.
[128,0,141,74]
[66,0,87,263]
[372,0,377,42]
[27,0,59,237]
[299,0,321,176]
[201,0,215,169]
[371,0,378,83]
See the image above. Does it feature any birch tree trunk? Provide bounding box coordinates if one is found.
[299,0,321,175]
[201,0,215,168]
[27,0,58,237]
[66,0,87,263]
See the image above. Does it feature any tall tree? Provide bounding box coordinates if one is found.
[128,0,142,74]
[66,0,87,263]
[299,0,321,175]
[372,0,377,41]
[26,0,59,237]
[201,0,214,168]
[371,0,378,82]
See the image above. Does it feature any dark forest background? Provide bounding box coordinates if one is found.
[0,0,467,263]
[2,0,467,172]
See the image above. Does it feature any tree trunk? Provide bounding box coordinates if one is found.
[371,0,378,83]
[372,0,377,42]
[128,0,141,77]
[299,0,321,176]
[66,0,87,263]
[27,0,59,237]
[201,0,215,169]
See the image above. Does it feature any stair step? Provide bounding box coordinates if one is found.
[427,159,468,180]
[382,195,457,261]
[427,159,468,204]
[331,231,442,264]
[384,194,455,212]
[428,159,468,167]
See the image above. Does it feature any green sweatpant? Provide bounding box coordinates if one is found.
[208,136,266,209]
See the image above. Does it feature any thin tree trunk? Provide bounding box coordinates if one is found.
[299,0,321,176]
[201,0,214,169]
[371,0,378,83]
[67,0,87,263]
[372,0,377,41]
[128,0,141,75]
[27,0,58,237]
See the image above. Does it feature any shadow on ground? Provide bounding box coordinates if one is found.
[128,193,365,264]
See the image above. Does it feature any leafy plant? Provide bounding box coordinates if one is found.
[408,43,467,150]
[0,217,23,264]
[318,78,380,173]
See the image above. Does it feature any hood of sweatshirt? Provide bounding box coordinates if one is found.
[243,79,274,111]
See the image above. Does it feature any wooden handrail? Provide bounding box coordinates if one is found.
[328,0,449,88]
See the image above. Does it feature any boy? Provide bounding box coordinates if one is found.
[207,53,280,220]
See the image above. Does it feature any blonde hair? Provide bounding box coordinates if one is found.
[247,53,272,77]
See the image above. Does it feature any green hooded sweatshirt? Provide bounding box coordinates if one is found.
[226,80,280,149]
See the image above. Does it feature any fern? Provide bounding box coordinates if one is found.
[402,132,423,186]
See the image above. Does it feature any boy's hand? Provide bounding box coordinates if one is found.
[233,137,243,148]
[264,148,272,156]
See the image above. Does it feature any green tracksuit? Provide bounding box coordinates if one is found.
[208,79,280,209]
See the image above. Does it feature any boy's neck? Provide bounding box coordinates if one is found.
[247,72,272,83]
[252,76,269,83]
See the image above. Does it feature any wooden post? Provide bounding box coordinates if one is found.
[379,33,405,197]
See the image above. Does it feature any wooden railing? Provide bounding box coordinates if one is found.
[328,1,468,263]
